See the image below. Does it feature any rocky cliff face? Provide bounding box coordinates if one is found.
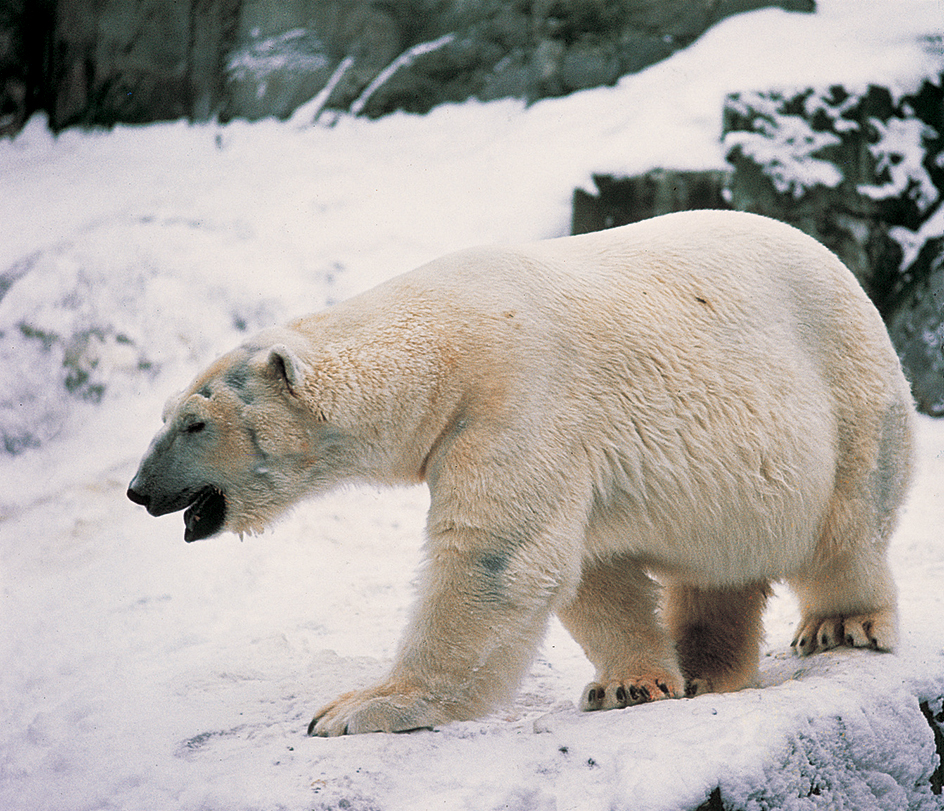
[3,0,813,133]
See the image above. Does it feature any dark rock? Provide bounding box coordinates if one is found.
[190,0,242,123]
[0,0,52,136]
[222,28,335,122]
[572,170,731,234]
[887,237,944,416]
[3,0,816,134]
[559,43,620,92]
[45,0,242,129]
[354,0,815,114]
[723,84,933,305]
[50,0,195,129]
[615,31,675,75]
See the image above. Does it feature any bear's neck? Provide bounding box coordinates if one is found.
[296,311,465,487]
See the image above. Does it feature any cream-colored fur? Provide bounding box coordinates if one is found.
[128,210,915,736]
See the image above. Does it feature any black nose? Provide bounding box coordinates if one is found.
[127,486,150,508]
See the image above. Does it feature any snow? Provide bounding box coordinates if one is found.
[1,1,943,809]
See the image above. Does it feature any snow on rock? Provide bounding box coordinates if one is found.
[723,91,845,198]
[857,115,939,211]
[1,1,943,809]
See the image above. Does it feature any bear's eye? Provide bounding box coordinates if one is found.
[185,421,206,435]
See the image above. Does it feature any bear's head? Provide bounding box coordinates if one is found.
[127,335,351,541]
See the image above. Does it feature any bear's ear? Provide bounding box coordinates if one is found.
[267,344,307,394]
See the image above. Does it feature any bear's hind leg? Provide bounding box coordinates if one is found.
[664,582,771,697]
[556,554,683,711]
[789,402,910,657]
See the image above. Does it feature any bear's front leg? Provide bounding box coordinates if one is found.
[308,526,571,736]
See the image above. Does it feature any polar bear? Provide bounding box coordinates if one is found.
[128,210,915,736]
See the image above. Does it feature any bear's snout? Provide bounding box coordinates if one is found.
[127,485,150,509]
[126,476,195,518]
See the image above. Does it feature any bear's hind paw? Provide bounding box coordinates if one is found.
[791,609,897,656]
[580,675,680,712]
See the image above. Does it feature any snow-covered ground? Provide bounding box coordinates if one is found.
[2,1,943,809]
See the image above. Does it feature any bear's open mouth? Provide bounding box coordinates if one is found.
[183,486,227,543]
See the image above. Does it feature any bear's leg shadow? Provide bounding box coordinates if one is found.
[556,554,684,710]
[663,581,771,696]
[308,522,580,736]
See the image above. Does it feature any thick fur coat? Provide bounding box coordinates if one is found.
[128,210,915,735]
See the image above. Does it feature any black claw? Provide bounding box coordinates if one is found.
[657,681,670,696]
[628,685,651,703]
[615,686,627,705]
[307,718,317,736]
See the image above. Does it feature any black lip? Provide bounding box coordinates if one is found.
[183,486,227,543]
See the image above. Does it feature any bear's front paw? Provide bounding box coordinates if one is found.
[579,673,681,712]
[307,681,448,736]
